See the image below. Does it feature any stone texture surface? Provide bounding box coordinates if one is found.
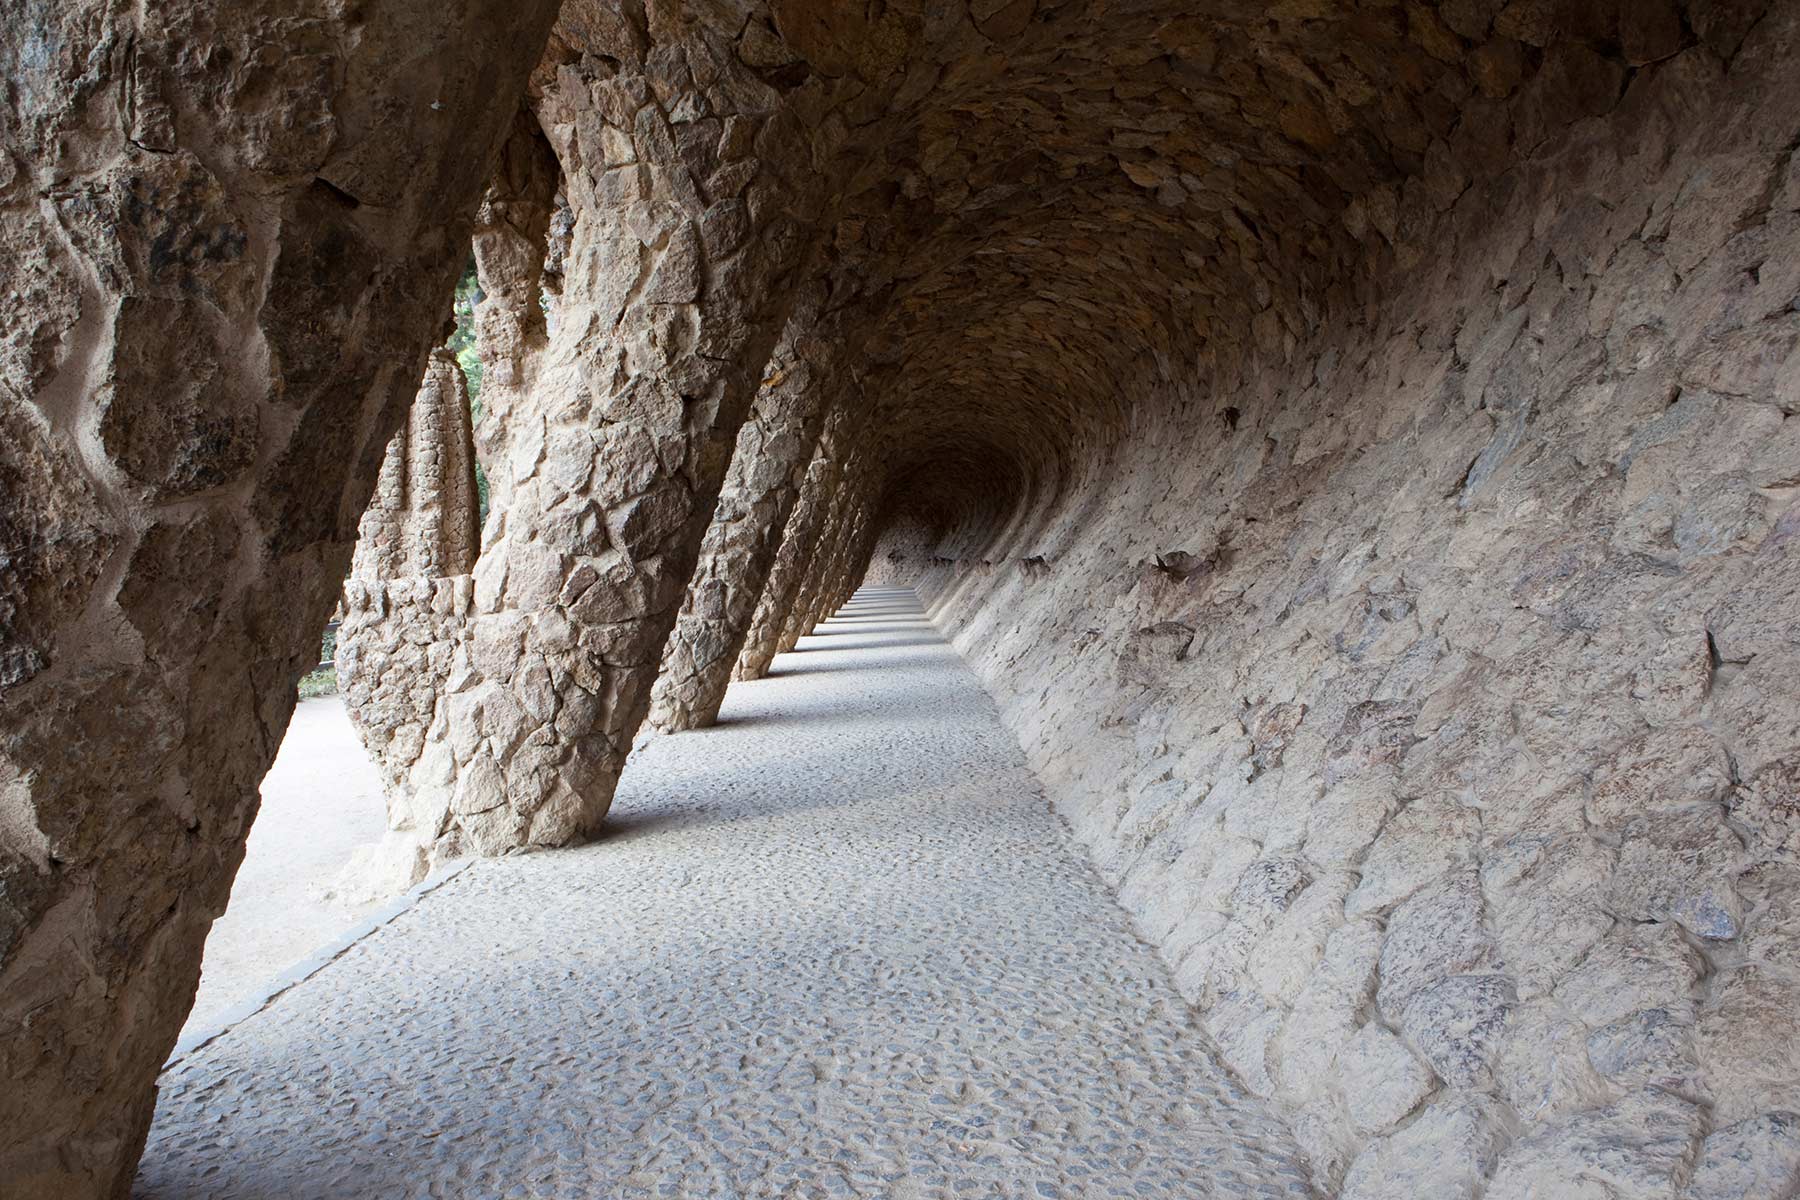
[347,349,482,585]
[0,3,559,1195]
[134,591,1314,1200]
[736,401,862,682]
[336,348,483,882]
[863,511,942,588]
[904,9,1800,1195]
[646,284,848,733]
[12,1,1800,1195]
[336,13,831,871]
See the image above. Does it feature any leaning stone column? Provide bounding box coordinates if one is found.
[646,290,844,733]
[780,445,877,654]
[0,4,557,1196]
[831,495,887,612]
[468,110,559,503]
[777,482,852,653]
[736,403,858,680]
[813,478,882,626]
[336,351,482,895]
[394,29,825,854]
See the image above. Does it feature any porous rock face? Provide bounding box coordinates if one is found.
[0,2,559,1196]
[335,351,483,893]
[11,2,1800,1197]
[873,7,1800,1196]
[645,283,846,733]
[735,399,863,682]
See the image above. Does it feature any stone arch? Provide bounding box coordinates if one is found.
[8,3,1800,1196]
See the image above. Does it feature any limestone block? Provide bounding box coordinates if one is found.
[1495,999,1612,1124]
[1334,1023,1437,1136]
[1346,796,1481,916]
[1376,871,1498,1016]
[1481,832,1615,996]
[1584,1005,1701,1094]
[1272,920,1383,1097]
[1609,807,1746,941]
[1556,922,1703,1030]
[1399,974,1516,1091]
[1340,1095,1514,1200]
[1697,966,1800,1126]
[1589,727,1734,828]
[1204,990,1283,1097]
[1248,870,1355,1006]
[1485,1090,1704,1200]
[1686,1112,1800,1200]
[1302,767,1402,868]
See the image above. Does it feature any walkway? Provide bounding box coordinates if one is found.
[135,588,1314,1200]
[183,696,386,1038]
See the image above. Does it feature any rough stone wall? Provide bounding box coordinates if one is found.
[862,512,940,589]
[916,17,1800,1197]
[0,2,559,1195]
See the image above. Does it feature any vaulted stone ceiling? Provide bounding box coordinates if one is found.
[543,0,1713,550]
[7,1,1798,1196]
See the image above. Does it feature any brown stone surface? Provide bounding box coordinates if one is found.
[893,9,1800,1193]
[646,285,847,733]
[0,3,559,1196]
[9,1,1800,1195]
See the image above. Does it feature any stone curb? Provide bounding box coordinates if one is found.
[163,858,478,1070]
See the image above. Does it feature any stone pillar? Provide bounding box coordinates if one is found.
[776,485,848,653]
[812,477,881,625]
[349,350,483,584]
[382,27,825,855]
[736,403,857,680]
[0,3,558,1195]
[646,290,843,733]
[779,446,876,654]
[469,110,559,502]
[335,351,482,894]
[832,496,886,610]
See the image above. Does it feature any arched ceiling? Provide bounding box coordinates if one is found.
[549,0,1656,556]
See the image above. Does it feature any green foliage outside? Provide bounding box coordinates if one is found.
[298,626,339,698]
[449,258,485,405]
[449,257,491,525]
[304,260,494,697]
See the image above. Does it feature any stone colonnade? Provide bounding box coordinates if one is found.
[12,4,1800,1198]
[644,282,852,732]
[733,398,864,682]
[335,25,833,876]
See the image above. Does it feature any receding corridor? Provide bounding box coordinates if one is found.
[133,590,1314,1200]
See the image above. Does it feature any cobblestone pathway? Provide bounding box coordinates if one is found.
[136,589,1316,1200]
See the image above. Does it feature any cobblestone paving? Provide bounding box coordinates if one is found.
[136,588,1316,1200]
